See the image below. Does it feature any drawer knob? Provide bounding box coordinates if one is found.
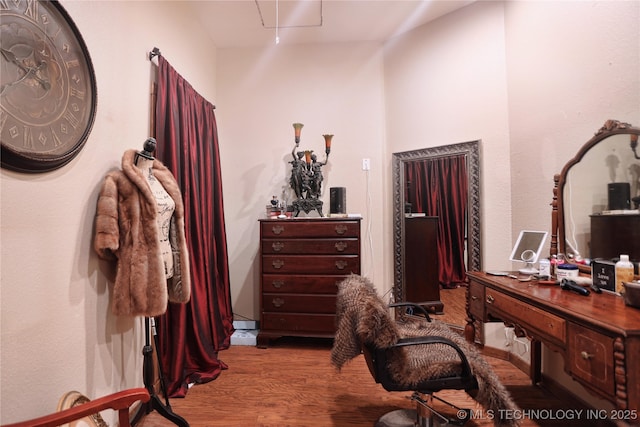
[335,241,347,252]
[335,260,348,270]
[471,295,478,301]
[272,298,285,308]
[486,295,495,304]
[272,259,284,269]
[335,225,348,235]
[272,242,285,252]
[272,280,284,289]
[271,225,284,235]
[580,351,594,360]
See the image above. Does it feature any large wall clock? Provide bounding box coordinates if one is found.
[1,0,97,173]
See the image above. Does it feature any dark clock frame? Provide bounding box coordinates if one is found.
[0,0,97,173]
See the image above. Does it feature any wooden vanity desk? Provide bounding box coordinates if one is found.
[466,271,640,413]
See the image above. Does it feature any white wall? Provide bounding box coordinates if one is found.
[0,1,217,423]
[383,1,512,272]
[216,42,387,319]
[505,0,640,250]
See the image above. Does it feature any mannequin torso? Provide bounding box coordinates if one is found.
[136,157,175,279]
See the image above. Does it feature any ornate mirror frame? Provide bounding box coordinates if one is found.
[551,119,640,267]
[392,140,482,303]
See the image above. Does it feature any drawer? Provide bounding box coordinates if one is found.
[262,274,345,293]
[261,221,359,238]
[261,313,336,333]
[262,293,337,313]
[262,238,359,255]
[262,255,360,274]
[568,322,614,396]
[485,289,566,344]
[468,280,485,319]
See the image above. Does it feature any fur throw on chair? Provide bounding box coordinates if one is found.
[331,274,520,427]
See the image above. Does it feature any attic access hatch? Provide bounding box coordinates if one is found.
[255,0,323,29]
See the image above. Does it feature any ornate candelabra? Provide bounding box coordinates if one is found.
[288,123,333,217]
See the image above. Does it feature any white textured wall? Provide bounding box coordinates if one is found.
[0,1,217,423]
[216,42,386,319]
[384,1,512,272]
[505,0,640,254]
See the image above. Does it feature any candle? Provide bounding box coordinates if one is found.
[293,123,304,144]
[323,134,333,150]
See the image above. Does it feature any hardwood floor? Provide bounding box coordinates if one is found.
[137,337,612,427]
[432,285,468,327]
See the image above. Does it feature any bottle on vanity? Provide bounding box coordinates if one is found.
[615,254,634,295]
[538,258,551,279]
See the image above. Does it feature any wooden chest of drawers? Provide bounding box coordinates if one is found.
[258,218,361,347]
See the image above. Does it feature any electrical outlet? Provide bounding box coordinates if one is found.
[362,158,370,171]
[504,326,515,347]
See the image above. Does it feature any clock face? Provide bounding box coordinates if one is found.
[0,0,97,172]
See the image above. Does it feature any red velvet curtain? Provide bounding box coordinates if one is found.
[154,55,234,397]
[405,155,468,287]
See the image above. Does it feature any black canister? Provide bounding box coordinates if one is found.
[330,187,346,214]
[608,182,631,210]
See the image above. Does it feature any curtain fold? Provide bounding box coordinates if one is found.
[404,156,468,287]
[154,55,234,398]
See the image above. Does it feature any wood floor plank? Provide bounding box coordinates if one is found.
[137,337,612,427]
[433,286,467,327]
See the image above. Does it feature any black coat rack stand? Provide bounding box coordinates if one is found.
[132,316,189,427]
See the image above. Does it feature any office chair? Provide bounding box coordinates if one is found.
[331,274,520,427]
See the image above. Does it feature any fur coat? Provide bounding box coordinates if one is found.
[94,150,191,317]
[331,274,520,427]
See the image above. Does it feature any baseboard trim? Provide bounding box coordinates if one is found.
[480,347,612,419]
[539,373,608,411]
[480,346,530,376]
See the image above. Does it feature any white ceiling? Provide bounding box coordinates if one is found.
[190,1,475,48]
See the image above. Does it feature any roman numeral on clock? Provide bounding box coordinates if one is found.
[70,87,85,100]
[23,0,39,23]
[63,110,80,129]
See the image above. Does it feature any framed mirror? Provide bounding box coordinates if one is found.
[551,120,640,271]
[392,140,482,329]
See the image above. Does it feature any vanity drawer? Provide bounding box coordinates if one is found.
[262,238,359,255]
[485,289,566,344]
[568,322,614,397]
[468,280,485,319]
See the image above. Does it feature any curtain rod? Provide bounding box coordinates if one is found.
[149,46,216,110]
